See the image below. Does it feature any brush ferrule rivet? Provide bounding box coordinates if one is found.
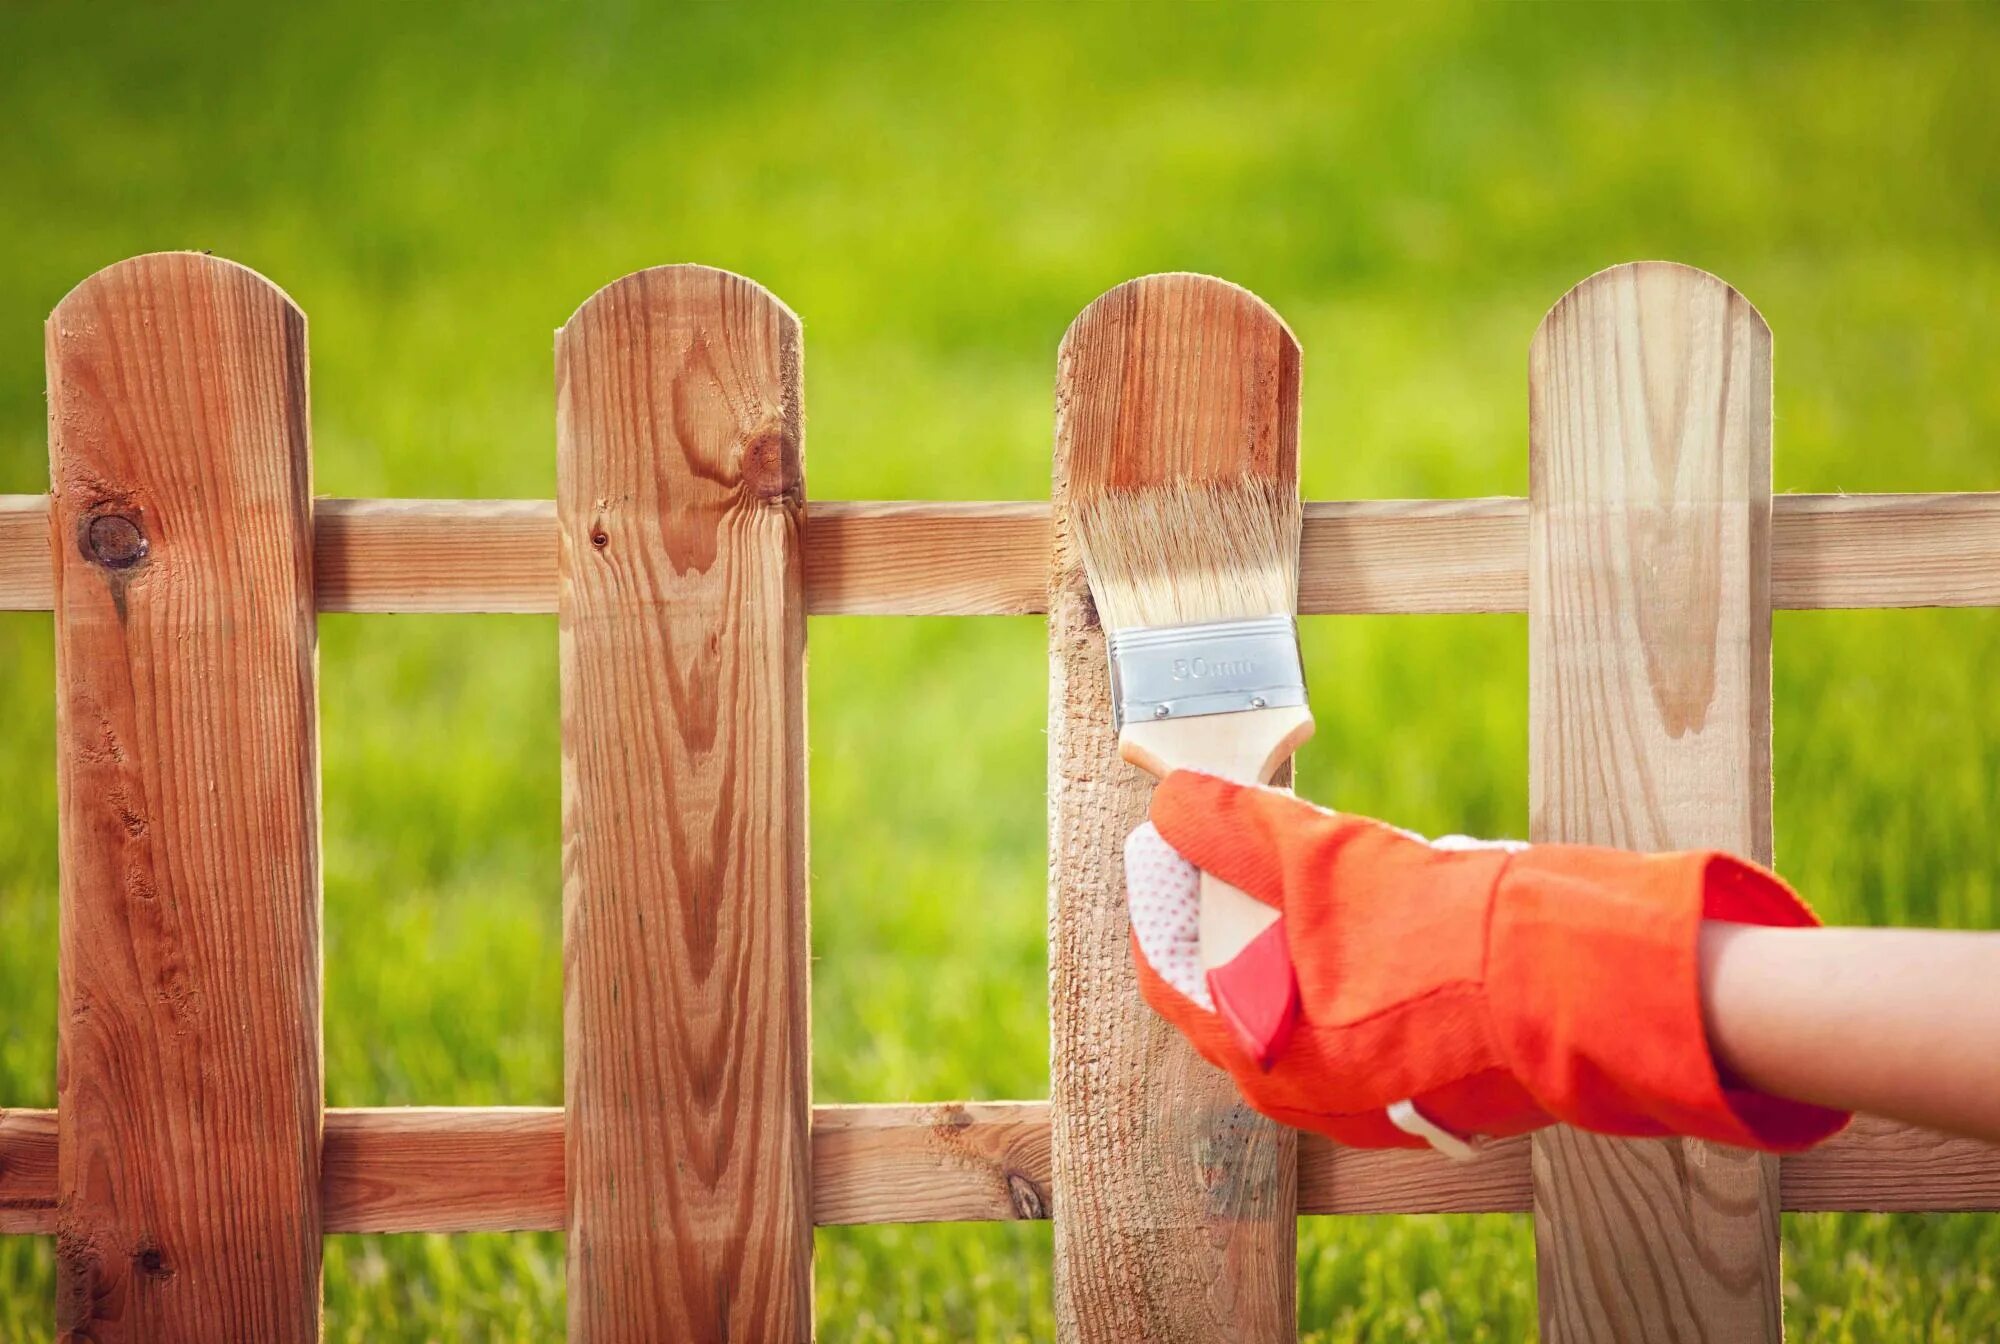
[1250,696,1267,709]
[1153,704,1171,719]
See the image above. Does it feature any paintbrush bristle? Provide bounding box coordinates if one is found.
[1074,479,1301,630]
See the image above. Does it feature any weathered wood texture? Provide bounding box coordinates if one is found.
[47,253,323,1341]
[5,1104,1989,1237]
[811,1102,1052,1225]
[557,265,811,1343]
[1779,1114,2000,1212]
[6,491,2000,615]
[1050,274,1299,1343]
[1529,261,1780,1341]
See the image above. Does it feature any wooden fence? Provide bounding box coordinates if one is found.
[2,251,1999,1340]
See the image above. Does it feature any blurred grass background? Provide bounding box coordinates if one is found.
[2,1,1998,1338]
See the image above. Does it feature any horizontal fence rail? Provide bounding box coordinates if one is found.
[3,1106,1996,1235]
[4,492,2000,617]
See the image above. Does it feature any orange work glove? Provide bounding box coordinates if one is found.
[1124,771,1850,1156]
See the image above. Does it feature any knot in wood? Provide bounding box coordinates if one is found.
[1005,1171,1049,1220]
[134,1244,174,1281]
[84,513,147,569]
[739,425,799,501]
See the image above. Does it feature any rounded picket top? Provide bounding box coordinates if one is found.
[49,250,304,327]
[46,253,311,499]
[556,265,802,505]
[46,250,312,527]
[559,262,799,338]
[1056,271,1301,495]
[1532,260,1769,360]
[1059,270,1298,363]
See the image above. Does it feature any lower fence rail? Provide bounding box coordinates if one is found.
[3,1105,1995,1236]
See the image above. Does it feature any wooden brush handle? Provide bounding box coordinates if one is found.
[1120,705,1314,969]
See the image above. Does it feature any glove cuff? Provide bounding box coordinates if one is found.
[1486,846,1850,1153]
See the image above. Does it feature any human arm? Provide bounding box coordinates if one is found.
[1700,923,2000,1144]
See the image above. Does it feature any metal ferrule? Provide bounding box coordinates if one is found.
[1106,615,1307,729]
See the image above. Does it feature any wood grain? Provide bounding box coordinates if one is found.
[0,494,51,609]
[1769,491,2000,609]
[321,1108,565,1234]
[1300,496,1525,613]
[4,1105,1989,1236]
[1297,1132,1536,1216]
[1529,261,1779,1342]
[1779,1113,2000,1212]
[0,1108,58,1235]
[47,252,322,1341]
[313,497,1049,616]
[313,496,556,613]
[5,492,2000,615]
[1050,274,1298,1343]
[557,265,811,1342]
[811,1102,1052,1225]
[803,499,1048,614]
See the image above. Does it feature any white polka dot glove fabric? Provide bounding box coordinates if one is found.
[1123,821,1213,1010]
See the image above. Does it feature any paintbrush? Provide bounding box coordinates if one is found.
[1077,477,1312,1068]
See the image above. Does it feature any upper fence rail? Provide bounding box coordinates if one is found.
[2,490,1998,616]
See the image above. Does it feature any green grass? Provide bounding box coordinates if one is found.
[3,1,1999,1337]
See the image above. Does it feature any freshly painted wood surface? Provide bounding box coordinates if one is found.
[1050,273,1299,1343]
[557,265,811,1343]
[5,491,1999,615]
[47,253,323,1341]
[1528,261,1779,1342]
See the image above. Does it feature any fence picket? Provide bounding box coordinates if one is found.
[556,265,811,1342]
[1049,273,1299,1343]
[47,253,323,1340]
[1528,261,1782,1339]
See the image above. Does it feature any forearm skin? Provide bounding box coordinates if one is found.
[1700,923,2000,1144]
